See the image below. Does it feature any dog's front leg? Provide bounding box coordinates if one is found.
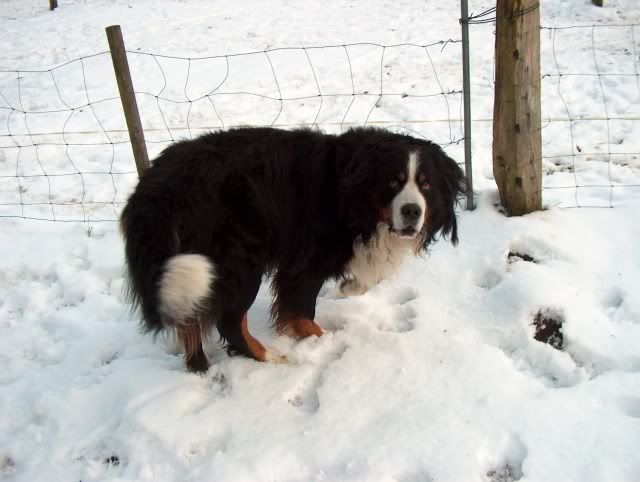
[271,271,325,338]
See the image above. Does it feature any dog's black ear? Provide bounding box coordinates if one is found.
[339,148,370,193]
[336,143,376,236]
[425,146,466,247]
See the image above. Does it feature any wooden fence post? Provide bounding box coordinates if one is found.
[49,0,58,10]
[106,25,150,175]
[492,0,542,216]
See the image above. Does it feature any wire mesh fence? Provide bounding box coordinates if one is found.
[0,40,465,223]
[463,2,640,209]
[540,23,640,208]
[1,21,640,224]
[0,51,136,223]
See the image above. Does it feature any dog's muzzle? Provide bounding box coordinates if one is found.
[394,203,423,238]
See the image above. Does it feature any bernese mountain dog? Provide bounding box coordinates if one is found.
[121,127,465,372]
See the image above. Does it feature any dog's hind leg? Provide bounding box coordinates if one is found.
[176,321,209,372]
[214,264,286,363]
[217,309,286,363]
[156,253,215,372]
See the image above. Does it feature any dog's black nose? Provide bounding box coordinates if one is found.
[401,203,422,223]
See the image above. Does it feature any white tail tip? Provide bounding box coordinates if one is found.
[158,254,215,321]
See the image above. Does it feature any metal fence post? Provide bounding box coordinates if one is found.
[106,25,150,175]
[460,0,474,210]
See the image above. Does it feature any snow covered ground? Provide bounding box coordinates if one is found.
[1,1,640,481]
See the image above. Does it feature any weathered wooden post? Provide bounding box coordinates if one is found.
[492,0,542,216]
[106,25,150,175]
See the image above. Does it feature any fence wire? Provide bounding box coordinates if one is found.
[1,23,639,223]
[0,40,464,223]
[462,3,540,25]
[0,51,134,223]
[540,23,640,208]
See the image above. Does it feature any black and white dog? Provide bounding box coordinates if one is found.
[121,127,465,371]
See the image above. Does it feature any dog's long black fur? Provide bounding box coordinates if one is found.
[121,127,465,371]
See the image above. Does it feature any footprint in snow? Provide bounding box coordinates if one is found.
[206,366,230,396]
[532,309,564,351]
[483,434,527,482]
[506,251,538,265]
[497,308,584,388]
[286,380,320,414]
[391,286,419,305]
[388,303,417,333]
[618,397,640,419]
[601,287,636,324]
[104,454,120,467]
[392,286,419,333]
[285,342,348,414]
[94,349,119,367]
[367,286,418,333]
[486,464,522,482]
[476,268,503,290]
[506,235,567,269]
[603,287,624,310]
[0,456,16,477]
[69,249,92,271]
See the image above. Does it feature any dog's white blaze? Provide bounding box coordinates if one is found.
[341,223,421,295]
[391,151,426,234]
[159,254,215,321]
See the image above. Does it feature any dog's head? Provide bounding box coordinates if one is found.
[338,128,465,250]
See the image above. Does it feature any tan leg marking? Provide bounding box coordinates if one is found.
[241,312,269,361]
[276,318,324,338]
[176,320,209,372]
[242,313,287,363]
[176,321,202,359]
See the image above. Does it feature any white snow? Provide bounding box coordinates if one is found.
[1,1,640,481]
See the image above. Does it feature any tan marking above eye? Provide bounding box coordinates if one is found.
[398,172,407,182]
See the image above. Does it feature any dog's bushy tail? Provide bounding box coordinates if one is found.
[120,198,215,333]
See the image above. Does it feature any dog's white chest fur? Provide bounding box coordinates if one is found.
[340,223,419,295]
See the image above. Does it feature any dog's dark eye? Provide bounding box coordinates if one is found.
[421,182,431,191]
[390,180,400,189]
